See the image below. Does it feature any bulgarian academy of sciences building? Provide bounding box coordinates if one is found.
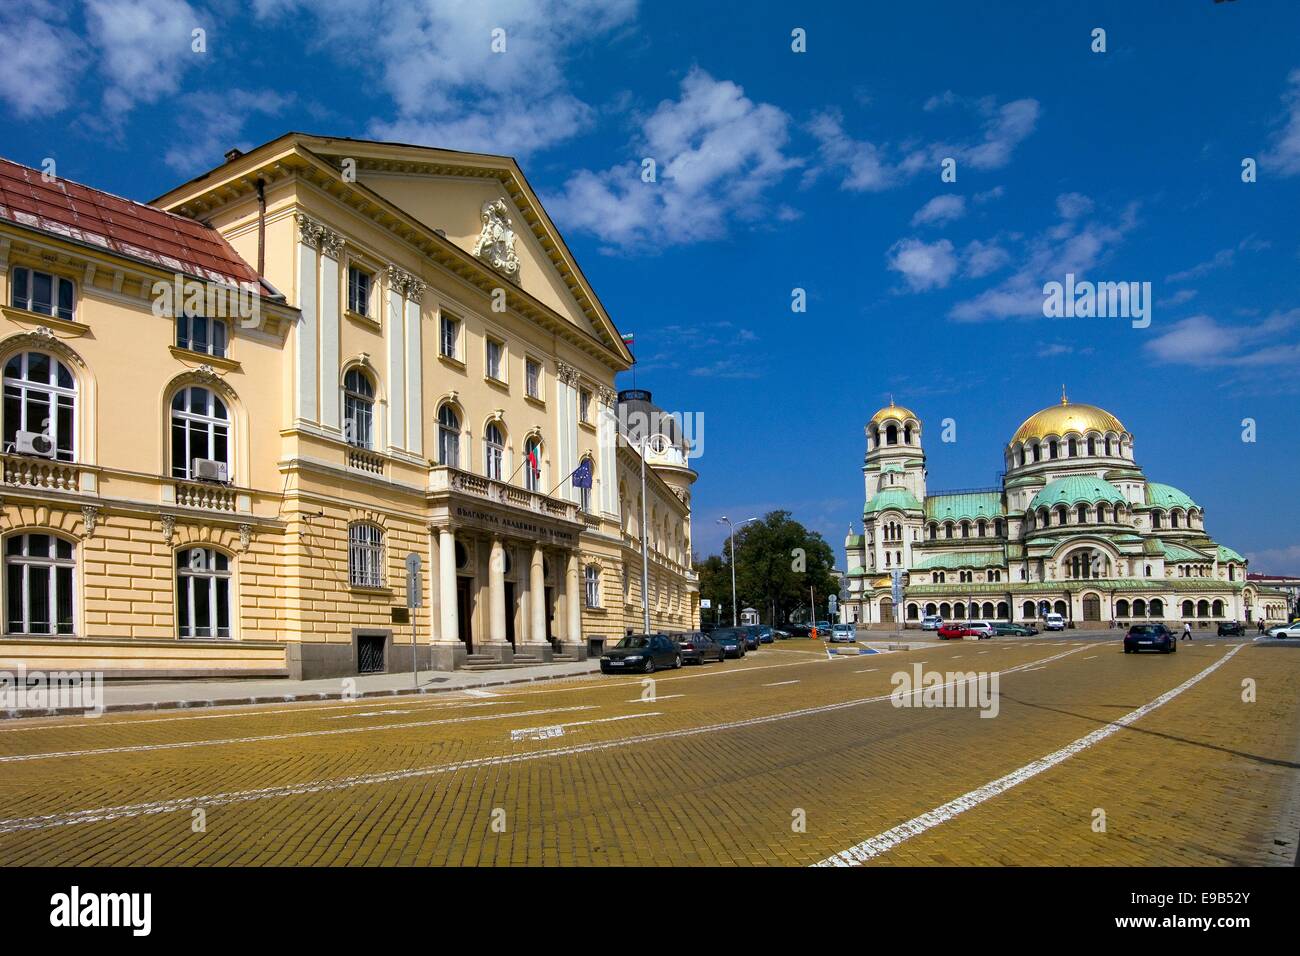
[844,396,1290,629]
[0,133,698,679]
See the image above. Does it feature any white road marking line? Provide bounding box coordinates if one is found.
[324,710,407,719]
[625,694,684,704]
[0,646,1089,835]
[463,689,499,698]
[1083,655,1098,660]
[510,712,660,741]
[764,680,800,687]
[814,644,1244,867]
[853,668,877,674]
[0,705,597,764]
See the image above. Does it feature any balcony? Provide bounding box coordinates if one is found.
[347,447,385,476]
[2,454,81,492]
[172,478,239,513]
[428,466,578,523]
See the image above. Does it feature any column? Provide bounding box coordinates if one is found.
[489,535,507,644]
[294,214,320,423]
[386,267,407,452]
[319,231,343,432]
[566,551,582,648]
[404,280,425,456]
[529,545,547,645]
[438,528,457,644]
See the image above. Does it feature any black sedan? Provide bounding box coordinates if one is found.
[1217,621,1246,637]
[669,631,726,665]
[755,625,775,644]
[1123,623,1176,654]
[600,634,682,673]
[709,627,748,658]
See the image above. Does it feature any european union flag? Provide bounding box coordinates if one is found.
[572,458,593,489]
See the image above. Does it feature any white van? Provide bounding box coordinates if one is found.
[1044,612,1066,631]
[965,621,996,639]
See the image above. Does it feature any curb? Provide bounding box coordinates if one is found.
[1,663,603,721]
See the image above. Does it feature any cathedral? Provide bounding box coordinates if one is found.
[843,394,1290,629]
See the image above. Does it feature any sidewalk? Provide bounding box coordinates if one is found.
[3,660,602,720]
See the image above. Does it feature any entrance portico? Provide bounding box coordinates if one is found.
[428,468,585,669]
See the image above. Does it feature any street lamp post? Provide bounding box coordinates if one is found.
[717,515,757,627]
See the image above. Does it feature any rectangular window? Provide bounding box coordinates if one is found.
[349,525,385,588]
[176,314,228,358]
[347,266,372,317]
[578,387,592,423]
[11,267,75,321]
[440,314,460,360]
[584,566,601,608]
[486,338,503,381]
[525,358,540,399]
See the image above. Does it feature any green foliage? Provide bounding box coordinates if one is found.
[693,510,840,625]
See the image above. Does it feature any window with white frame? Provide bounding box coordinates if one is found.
[176,313,228,358]
[438,404,460,467]
[578,387,592,423]
[525,357,541,399]
[349,523,385,588]
[176,547,231,639]
[485,338,504,381]
[5,533,75,635]
[343,367,375,449]
[440,312,460,360]
[578,456,593,512]
[524,437,542,492]
[347,265,372,317]
[484,423,504,480]
[3,351,76,461]
[171,386,230,480]
[10,266,74,321]
[584,564,601,608]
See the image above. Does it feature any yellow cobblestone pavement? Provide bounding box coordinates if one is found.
[0,637,1296,866]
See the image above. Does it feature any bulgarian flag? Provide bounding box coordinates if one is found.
[621,332,635,351]
[526,445,540,479]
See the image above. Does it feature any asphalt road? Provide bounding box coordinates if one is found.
[0,635,1296,866]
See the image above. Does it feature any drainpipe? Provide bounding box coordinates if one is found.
[255,178,267,277]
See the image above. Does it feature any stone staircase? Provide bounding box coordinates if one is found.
[459,646,585,671]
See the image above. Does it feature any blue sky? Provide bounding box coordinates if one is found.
[3,0,1298,571]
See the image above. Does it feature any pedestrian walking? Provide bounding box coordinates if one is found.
[1182,621,1192,641]
[1258,620,1266,634]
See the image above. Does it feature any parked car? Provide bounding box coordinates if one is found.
[938,624,974,640]
[829,622,857,643]
[787,623,812,638]
[1043,612,1067,631]
[741,625,762,650]
[669,631,725,665]
[1266,621,1300,639]
[709,627,748,658]
[772,629,791,640]
[756,625,775,644]
[1216,621,1247,637]
[992,623,1037,636]
[1124,623,1176,654]
[600,634,682,673]
[965,621,997,639]
[920,615,943,631]
[815,621,832,635]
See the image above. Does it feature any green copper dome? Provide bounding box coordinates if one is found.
[1030,475,1126,511]
[1145,482,1199,511]
[864,488,922,514]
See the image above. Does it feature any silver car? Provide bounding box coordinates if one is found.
[829,622,857,643]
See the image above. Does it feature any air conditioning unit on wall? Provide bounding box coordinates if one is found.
[15,431,56,458]
[191,458,229,482]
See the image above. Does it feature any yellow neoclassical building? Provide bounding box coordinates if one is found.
[0,134,698,679]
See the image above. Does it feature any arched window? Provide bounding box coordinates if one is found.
[1197,599,1209,618]
[483,423,505,480]
[176,547,231,639]
[945,522,954,539]
[1048,439,1058,459]
[940,602,952,618]
[171,386,229,480]
[1032,442,1041,462]
[438,405,460,468]
[1076,504,1089,524]
[525,437,544,493]
[1087,436,1097,455]
[1150,598,1164,617]
[885,424,898,445]
[1116,599,1130,618]
[1067,437,1077,457]
[343,368,375,449]
[994,519,1004,537]
[934,571,945,583]
[928,523,937,541]
[3,352,76,461]
[907,603,919,620]
[1097,503,1109,523]
[988,569,1001,582]
[584,565,600,608]
[1022,600,1035,618]
[1133,598,1147,617]
[348,523,384,588]
[1181,599,1194,617]
[1212,599,1225,617]
[960,521,970,538]
[5,533,75,635]
[977,520,987,537]
[1170,511,1180,529]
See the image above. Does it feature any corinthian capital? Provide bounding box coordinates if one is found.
[556,361,579,385]
[295,213,325,248]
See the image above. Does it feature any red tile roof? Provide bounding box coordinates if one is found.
[0,157,264,289]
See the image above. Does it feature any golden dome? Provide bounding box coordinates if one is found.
[869,398,918,427]
[1011,391,1125,445]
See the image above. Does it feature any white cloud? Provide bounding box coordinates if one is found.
[0,1,85,117]
[805,109,892,191]
[887,238,957,291]
[1244,544,1300,576]
[961,239,1011,278]
[911,194,966,227]
[255,0,638,157]
[546,68,799,250]
[1262,68,1300,176]
[1144,310,1300,367]
[162,89,296,172]
[1055,192,1094,220]
[85,0,204,116]
[1157,288,1197,308]
[948,195,1140,321]
[1166,236,1271,283]
[898,96,1041,175]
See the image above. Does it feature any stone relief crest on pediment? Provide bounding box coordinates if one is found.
[472,198,521,280]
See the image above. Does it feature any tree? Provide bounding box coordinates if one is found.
[694,510,840,625]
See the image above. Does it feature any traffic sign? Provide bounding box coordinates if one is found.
[405,552,422,608]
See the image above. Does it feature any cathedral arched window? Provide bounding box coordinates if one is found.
[1087,435,1097,456]
[960,521,970,538]
[1067,437,1077,457]
[885,424,898,445]
[944,522,954,539]
[1076,504,1089,524]
[1048,439,1059,459]
[977,520,986,537]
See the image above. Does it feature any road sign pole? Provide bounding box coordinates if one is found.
[405,552,423,690]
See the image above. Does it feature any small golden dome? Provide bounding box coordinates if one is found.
[869,398,919,427]
[1011,391,1125,445]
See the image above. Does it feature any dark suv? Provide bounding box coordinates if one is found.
[1216,621,1246,637]
[1123,623,1176,654]
[709,627,748,659]
[669,630,725,665]
[600,634,682,673]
